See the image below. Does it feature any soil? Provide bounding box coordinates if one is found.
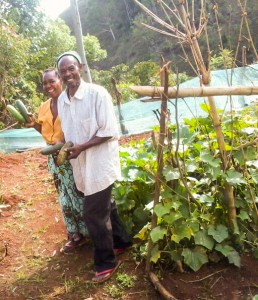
[0,132,257,300]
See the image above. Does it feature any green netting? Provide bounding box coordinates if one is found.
[0,128,45,153]
[115,63,258,134]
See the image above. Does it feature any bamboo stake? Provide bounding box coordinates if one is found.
[131,85,258,99]
[178,0,237,226]
[134,0,239,234]
[146,62,170,273]
[238,0,258,61]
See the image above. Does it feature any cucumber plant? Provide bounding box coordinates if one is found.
[115,105,258,271]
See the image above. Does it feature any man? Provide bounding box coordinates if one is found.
[56,51,132,283]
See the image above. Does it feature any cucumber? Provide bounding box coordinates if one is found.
[56,141,74,166]
[6,104,26,124]
[40,143,64,155]
[15,99,31,123]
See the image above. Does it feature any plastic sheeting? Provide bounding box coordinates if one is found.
[115,63,258,135]
[1,64,258,153]
[0,128,45,153]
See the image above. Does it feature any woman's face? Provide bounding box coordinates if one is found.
[42,70,62,100]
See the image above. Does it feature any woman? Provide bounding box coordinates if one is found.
[26,68,87,254]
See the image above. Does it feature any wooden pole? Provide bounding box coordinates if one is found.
[131,85,258,99]
[70,0,92,83]
[146,62,170,273]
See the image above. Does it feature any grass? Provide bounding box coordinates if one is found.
[103,272,137,299]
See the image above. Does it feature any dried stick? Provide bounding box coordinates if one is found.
[180,268,225,283]
[0,122,18,133]
[149,272,178,300]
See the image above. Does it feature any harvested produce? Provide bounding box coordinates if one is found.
[40,143,64,155]
[56,141,74,166]
[15,99,31,122]
[6,104,26,124]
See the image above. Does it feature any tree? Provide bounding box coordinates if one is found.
[0,22,30,112]
[83,34,107,67]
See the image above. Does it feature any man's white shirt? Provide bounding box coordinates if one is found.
[58,80,121,196]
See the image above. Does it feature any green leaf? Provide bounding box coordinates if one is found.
[121,199,135,210]
[226,169,246,186]
[188,222,200,233]
[163,212,183,224]
[182,248,208,271]
[200,151,220,167]
[150,226,167,243]
[180,126,196,143]
[249,169,258,184]
[186,161,198,172]
[200,103,210,113]
[151,245,161,263]
[163,166,180,181]
[134,224,149,240]
[195,230,215,250]
[228,251,241,267]
[171,224,192,243]
[215,244,234,256]
[215,244,241,267]
[210,166,223,180]
[208,224,229,243]
[154,203,170,217]
[237,210,250,221]
[170,250,182,262]
[199,194,215,204]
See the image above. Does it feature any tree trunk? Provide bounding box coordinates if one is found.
[70,0,92,83]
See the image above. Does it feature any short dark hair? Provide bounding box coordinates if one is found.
[43,68,60,78]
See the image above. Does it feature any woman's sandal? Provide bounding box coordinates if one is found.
[60,237,87,254]
[91,261,122,284]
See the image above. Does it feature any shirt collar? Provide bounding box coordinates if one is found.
[63,80,87,104]
[74,80,87,99]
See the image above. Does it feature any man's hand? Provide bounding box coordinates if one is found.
[66,144,83,159]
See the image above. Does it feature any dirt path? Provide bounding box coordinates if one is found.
[0,148,257,300]
[0,150,159,300]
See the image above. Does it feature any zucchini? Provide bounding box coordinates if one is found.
[56,141,74,166]
[40,143,64,155]
[15,99,31,123]
[6,104,26,124]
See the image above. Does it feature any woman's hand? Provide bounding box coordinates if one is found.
[24,113,35,128]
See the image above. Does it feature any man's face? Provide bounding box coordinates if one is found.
[58,56,82,90]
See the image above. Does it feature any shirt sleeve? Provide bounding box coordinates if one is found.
[95,88,119,138]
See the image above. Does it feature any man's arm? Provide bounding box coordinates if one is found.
[66,136,112,159]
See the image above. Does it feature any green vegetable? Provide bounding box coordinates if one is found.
[56,142,74,166]
[15,99,31,123]
[6,104,26,124]
[40,143,64,155]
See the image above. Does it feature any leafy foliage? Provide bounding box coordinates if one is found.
[61,0,258,71]
[115,106,258,271]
